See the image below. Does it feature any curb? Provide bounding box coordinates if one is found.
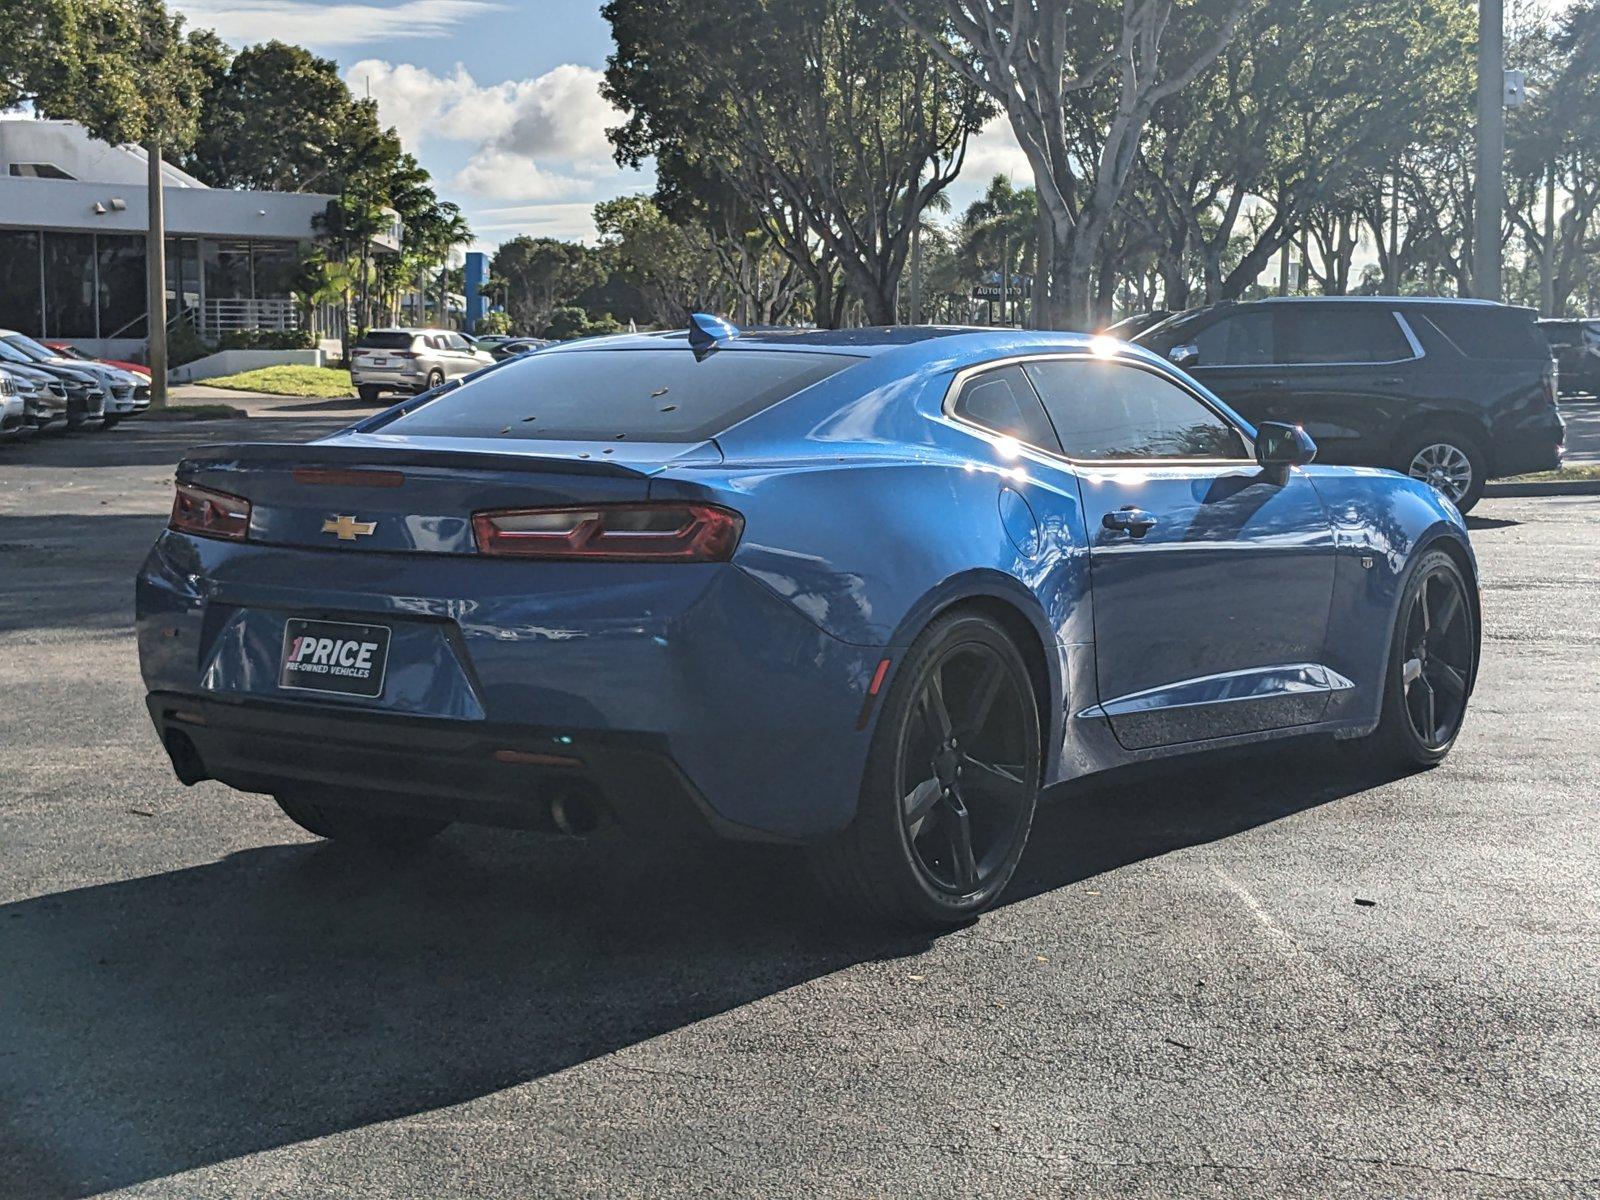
[1485,480,1600,497]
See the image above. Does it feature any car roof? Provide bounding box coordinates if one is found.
[562,325,1049,359]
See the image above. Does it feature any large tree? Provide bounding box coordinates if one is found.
[491,237,605,333]
[182,40,373,192]
[605,0,989,325]
[1507,0,1600,315]
[894,0,1251,327]
[1130,0,1472,307]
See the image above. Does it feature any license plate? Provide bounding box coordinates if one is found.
[279,619,390,698]
[369,356,388,366]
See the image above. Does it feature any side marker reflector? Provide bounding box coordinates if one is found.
[856,658,893,730]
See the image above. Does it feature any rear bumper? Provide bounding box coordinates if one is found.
[1488,409,1565,478]
[147,691,758,841]
[350,367,424,391]
[136,532,885,842]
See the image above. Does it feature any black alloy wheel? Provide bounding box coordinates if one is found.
[811,610,1041,928]
[1398,565,1474,751]
[1367,549,1476,767]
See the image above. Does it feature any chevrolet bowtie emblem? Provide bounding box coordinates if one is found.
[322,514,378,541]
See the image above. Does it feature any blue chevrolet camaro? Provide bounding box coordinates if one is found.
[137,318,1480,927]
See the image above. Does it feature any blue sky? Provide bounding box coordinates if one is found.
[171,0,1028,253]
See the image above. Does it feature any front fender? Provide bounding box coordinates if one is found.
[1304,467,1476,729]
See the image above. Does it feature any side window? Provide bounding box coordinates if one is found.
[950,364,1061,451]
[1024,360,1249,461]
[448,333,472,351]
[1274,308,1413,364]
[1192,311,1274,366]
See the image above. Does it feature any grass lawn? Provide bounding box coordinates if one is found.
[1506,462,1600,483]
[202,365,354,398]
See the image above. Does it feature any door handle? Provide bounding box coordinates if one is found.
[1102,506,1158,537]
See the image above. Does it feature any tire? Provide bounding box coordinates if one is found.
[809,610,1042,930]
[101,415,120,430]
[1397,430,1486,514]
[1364,548,1476,769]
[426,369,445,390]
[357,384,383,404]
[274,794,449,848]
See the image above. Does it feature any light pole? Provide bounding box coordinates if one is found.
[1473,0,1504,301]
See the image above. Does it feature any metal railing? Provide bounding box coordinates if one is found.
[202,298,300,337]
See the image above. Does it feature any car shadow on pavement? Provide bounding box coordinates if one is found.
[0,740,1402,1198]
[1465,515,1519,530]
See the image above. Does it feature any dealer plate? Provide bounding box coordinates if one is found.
[279,619,391,698]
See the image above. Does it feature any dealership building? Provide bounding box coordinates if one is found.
[0,117,399,361]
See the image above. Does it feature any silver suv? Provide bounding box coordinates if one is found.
[350,328,494,402]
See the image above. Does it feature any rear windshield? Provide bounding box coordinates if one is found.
[380,347,861,442]
[1422,307,1549,361]
[358,331,418,351]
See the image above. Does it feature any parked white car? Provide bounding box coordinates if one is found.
[350,328,494,402]
[0,330,148,426]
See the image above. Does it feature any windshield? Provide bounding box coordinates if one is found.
[379,347,861,443]
[2,334,55,363]
[358,331,419,351]
[0,341,41,366]
[1131,309,1207,353]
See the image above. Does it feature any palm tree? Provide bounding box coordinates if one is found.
[960,176,1037,326]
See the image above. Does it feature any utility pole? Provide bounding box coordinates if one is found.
[144,140,168,409]
[1473,0,1504,301]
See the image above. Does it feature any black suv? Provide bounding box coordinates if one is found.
[1135,297,1564,512]
[1537,318,1600,398]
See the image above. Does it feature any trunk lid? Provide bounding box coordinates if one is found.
[177,435,722,555]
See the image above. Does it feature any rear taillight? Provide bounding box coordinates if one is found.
[170,482,251,541]
[1545,360,1560,407]
[472,503,742,562]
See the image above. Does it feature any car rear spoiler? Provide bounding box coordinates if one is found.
[176,440,702,481]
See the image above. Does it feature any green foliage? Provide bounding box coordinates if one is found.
[165,314,210,367]
[475,310,513,336]
[5,0,212,149]
[604,0,989,324]
[181,40,369,191]
[542,307,622,341]
[492,237,605,332]
[216,328,315,351]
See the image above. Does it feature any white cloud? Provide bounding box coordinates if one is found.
[467,203,604,241]
[452,151,593,202]
[347,59,631,202]
[175,0,502,50]
[961,116,1032,185]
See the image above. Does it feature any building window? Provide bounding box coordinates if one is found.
[42,232,96,337]
[203,239,253,301]
[97,233,146,339]
[8,163,75,180]
[0,231,42,333]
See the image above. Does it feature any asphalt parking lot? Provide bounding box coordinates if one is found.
[2,413,1598,1199]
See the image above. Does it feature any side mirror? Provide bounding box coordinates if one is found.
[1168,343,1199,368]
[1255,421,1317,483]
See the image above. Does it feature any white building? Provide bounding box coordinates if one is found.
[0,118,399,359]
